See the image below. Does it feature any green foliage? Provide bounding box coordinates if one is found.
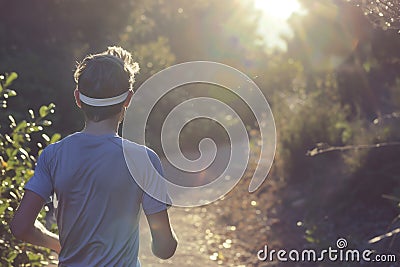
[274,0,400,252]
[345,0,400,30]
[0,73,60,266]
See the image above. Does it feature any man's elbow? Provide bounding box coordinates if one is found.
[153,238,178,259]
[162,238,177,259]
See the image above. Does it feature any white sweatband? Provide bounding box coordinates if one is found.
[79,91,130,107]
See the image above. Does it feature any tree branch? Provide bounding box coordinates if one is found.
[307,141,400,156]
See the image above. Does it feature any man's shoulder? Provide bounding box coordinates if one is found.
[37,133,79,162]
[47,132,80,146]
[122,139,158,157]
[122,139,162,172]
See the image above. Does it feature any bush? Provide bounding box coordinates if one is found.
[0,72,60,266]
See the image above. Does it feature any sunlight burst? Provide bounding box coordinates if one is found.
[254,0,302,20]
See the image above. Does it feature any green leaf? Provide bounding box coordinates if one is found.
[28,109,35,119]
[18,148,29,159]
[6,148,13,158]
[8,115,16,126]
[50,133,61,143]
[9,191,18,200]
[7,250,18,262]
[27,125,43,133]
[6,89,17,97]
[0,203,7,215]
[41,120,52,126]
[305,236,315,243]
[41,134,50,142]
[4,72,18,88]
[14,120,27,132]
[39,106,49,118]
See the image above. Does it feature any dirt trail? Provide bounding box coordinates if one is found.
[139,207,220,267]
[138,151,248,266]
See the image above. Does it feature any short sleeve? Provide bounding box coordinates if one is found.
[142,149,170,215]
[24,148,53,203]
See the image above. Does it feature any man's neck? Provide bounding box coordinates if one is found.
[82,117,119,136]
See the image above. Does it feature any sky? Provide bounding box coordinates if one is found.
[253,0,307,50]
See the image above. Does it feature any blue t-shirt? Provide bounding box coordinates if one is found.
[24,132,168,267]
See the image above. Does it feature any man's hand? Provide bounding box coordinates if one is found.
[10,190,61,253]
[146,209,177,259]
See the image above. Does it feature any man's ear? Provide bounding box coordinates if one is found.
[123,90,134,108]
[74,89,82,108]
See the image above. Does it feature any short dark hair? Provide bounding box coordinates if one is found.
[74,46,139,122]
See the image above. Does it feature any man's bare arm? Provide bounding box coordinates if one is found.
[10,190,61,253]
[146,209,177,259]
